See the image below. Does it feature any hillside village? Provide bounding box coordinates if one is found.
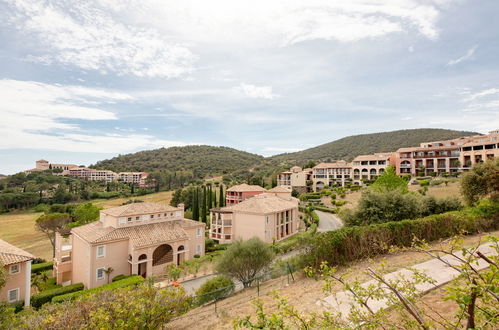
[0,129,498,329]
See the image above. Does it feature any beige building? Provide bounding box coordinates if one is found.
[459,130,499,169]
[352,153,395,185]
[54,202,205,289]
[277,166,312,192]
[312,161,352,190]
[25,159,77,175]
[210,190,299,244]
[119,172,149,187]
[0,239,34,306]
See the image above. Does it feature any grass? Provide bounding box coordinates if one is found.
[0,190,174,260]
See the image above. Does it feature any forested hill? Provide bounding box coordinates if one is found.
[268,128,478,164]
[92,145,264,178]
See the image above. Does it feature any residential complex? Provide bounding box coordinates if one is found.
[53,202,205,289]
[210,188,299,244]
[25,160,149,186]
[225,183,267,205]
[352,153,395,185]
[311,160,352,191]
[277,166,312,193]
[0,239,34,306]
[459,130,499,169]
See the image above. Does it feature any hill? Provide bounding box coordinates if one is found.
[268,128,478,165]
[92,145,264,178]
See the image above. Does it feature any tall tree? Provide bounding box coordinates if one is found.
[35,213,71,257]
[219,185,224,207]
[207,185,212,209]
[201,185,207,223]
[192,187,199,221]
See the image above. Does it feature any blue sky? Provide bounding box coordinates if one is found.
[1,0,498,174]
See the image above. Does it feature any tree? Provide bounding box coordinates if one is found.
[192,187,199,221]
[195,275,235,305]
[72,203,100,225]
[52,185,71,204]
[370,165,408,193]
[461,158,499,205]
[35,213,71,257]
[170,188,182,207]
[219,185,225,207]
[201,185,207,223]
[166,264,183,282]
[104,267,114,284]
[216,238,274,288]
[207,185,212,209]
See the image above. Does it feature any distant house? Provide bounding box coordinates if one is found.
[54,202,205,289]
[225,183,267,205]
[210,189,299,244]
[352,153,395,185]
[0,239,34,306]
[118,172,149,187]
[312,160,352,190]
[277,166,312,193]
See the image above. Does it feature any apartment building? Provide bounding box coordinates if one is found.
[352,153,395,185]
[0,239,34,306]
[53,202,205,289]
[25,159,77,175]
[225,184,267,205]
[210,191,299,244]
[311,160,352,191]
[89,169,118,183]
[277,166,312,193]
[118,172,149,187]
[459,130,499,170]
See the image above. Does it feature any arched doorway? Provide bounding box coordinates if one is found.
[177,245,185,266]
[315,181,325,191]
[370,168,377,179]
[138,254,147,278]
[152,244,173,266]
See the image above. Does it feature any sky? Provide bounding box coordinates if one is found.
[1,0,499,174]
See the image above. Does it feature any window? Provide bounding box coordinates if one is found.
[135,216,140,221]
[266,216,269,224]
[196,228,202,237]
[96,245,106,258]
[119,218,126,225]
[8,288,19,303]
[96,268,105,281]
[175,211,181,217]
[196,244,201,254]
[158,214,161,218]
[150,214,154,219]
[127,217,132,222]
[164,213,167,217]
[9,264,20,274]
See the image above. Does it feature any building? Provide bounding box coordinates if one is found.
[311,161,352,191]
[225,184,267,205]
[210,192,299,244]
[89,169,118,183]
[53,202,205,289]
[459,130,499,170]
[25,159,77,175]
[119,172,149,187]
[352,153,395,185]
[0,239,34,306]
[68,167,93,180]
[277,166,312,193]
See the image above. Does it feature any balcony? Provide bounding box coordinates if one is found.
[399,164,411,168]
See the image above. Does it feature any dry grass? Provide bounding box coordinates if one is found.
[167,231,498,330]
[0,211,51,260]
[0,191,174,260]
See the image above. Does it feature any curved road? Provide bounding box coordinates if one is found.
[316,210,344,232]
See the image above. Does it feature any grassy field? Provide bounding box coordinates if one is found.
[0,190,174,260]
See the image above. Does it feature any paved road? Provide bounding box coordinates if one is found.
[316,210,344,232]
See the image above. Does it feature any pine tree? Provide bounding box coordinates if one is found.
[219,185,224,207]
[201,185,207,222]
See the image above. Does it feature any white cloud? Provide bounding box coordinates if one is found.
[5,0,196,78]
[447,45,478,66]
[463,88,499,101]
[235,83,279,100]
[0,79,188,153]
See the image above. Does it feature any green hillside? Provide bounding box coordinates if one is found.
[91,145,264,178]
[268,128,478,165]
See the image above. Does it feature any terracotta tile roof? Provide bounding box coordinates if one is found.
[72,219,203,248]
[313,161,352,169]
[221,193,297,214]
[0,239,34,266]
[353,153,392,161]
[269,186,292,193]
[101,202,179,217]
[226,183,267,192]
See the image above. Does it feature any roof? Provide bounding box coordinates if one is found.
[101,202,179,217]
[221,193,297,214]
[0,239,34,265]
[353,153,392,161]
[226,183,267,192]
[313,161,351,169]
[72,219,202,248]
[269,186,292,193]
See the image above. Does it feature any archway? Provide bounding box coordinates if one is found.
[370,168,377,178]
[315,181,325,191]
[177,245,185,265]
[152,244,173,266]
[138,254,147,277]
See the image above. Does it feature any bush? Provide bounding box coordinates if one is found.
[31,261,53,274]
[111,274,130,282]
[205,238,216,251]
[305,201,499,268]
[31,283,84,308]
[195,275,234,305]
[52,276,144,303]
[34,204,49,213]
[313,206,337,214]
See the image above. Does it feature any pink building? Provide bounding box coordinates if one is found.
[210,191,299,244]
[118,172,149,187]
[225,184,267,205]
[0,239,34,306]
[54,202,205,289]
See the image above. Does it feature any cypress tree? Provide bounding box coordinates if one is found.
[192,187,199,221]
[201,185,207,223]
[207,185,212,209]
[212,190,217,208]
[219,185,224,207]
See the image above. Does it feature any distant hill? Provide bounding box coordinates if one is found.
[92,145,264,178]
[268,128,479,165]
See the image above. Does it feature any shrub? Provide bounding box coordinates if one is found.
[195,275,235,305]
[31,261,53,274]
[52,276,144,303]
[305,201,499,268]
[205,238,216,252]
[31,283,84,308]
[34,204,49,213]
[193,254,201,258]
[313,206,337,214]
[111,274,130,282]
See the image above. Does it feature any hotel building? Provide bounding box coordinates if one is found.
[0,239,34,306]
[277,166,312,193]
[311,160,352,191]
[352,153,395,185]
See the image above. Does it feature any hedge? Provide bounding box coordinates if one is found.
[313,206,338,214]
[52,275,144,303]
[31,261,53,274]
[305,200,499,268]
[31,283,84,308]
[195,275,234,305]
